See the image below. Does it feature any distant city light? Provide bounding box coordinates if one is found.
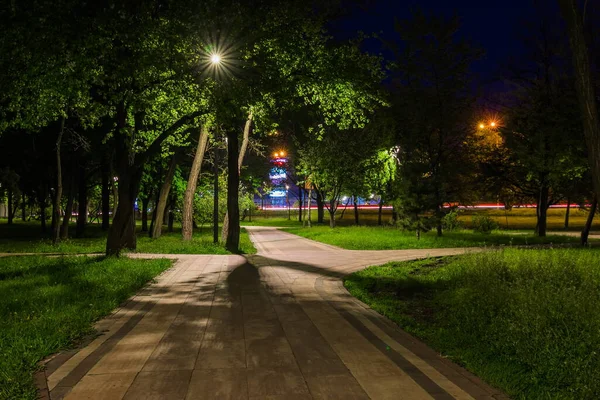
[490,121,496,127]
[479,123,485,129]
[210,54,221,64]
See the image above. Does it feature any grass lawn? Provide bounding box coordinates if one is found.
[0,255,172,400]
[345,249,600,399]
[285,225,584,250]
[0,222,256,255]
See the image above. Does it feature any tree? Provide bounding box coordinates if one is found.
[558,0,600,203]
[389,10,482,236]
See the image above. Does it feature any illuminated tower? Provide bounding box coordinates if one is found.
[269,151,288,206]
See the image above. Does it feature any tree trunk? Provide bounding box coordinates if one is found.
[21,192,26,221]
[392,206,398,225]
[298,186,303,222]
[559,0,600,203]
[40,196,47,233]
[101,156,110,230]
[537,184,549,237]
[564,200,570,229]
[316,191,325,223]
[7,188,13,225]
[353,195,359,225]
[141,196,150,232]
[151,154,178,239]
[60,177,75,239]
[75,168,87,238]
[581,196,597,246]
[168,195,175,233]
[213,146,219,243]
[329,207,336,228]
[225,130,240,252]
[182,126,209,241]
[222,113,253,244]
[435,204,443,237]
[106,103,141,256]
[378,198,383,225]
[237,112,253,173]
[306,188,312,227]
[112,181,118,222]
[106,169,140,256]
[52,116,65,245]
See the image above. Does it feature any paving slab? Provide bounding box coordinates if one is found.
[40,227,507,400]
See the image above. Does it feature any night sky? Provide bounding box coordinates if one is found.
[330,0,540,88]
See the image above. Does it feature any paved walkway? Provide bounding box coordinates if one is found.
[40,227,506,400]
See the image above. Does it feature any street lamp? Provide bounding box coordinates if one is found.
[210,53,222,64]
[286,184,290,220]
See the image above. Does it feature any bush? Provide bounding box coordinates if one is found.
[442,209,463,231]
[472,214,498,234]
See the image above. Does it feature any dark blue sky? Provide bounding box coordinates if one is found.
[330,0,538,84]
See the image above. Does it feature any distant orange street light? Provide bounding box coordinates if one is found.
[479,123,485,129]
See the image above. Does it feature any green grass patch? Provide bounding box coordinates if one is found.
[0,223,256,255]
[286,225,582,250]
[0,255,172,400]
[345,249,600,399]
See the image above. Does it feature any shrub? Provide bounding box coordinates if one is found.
[442,209,463,231]
[472,214,498,234]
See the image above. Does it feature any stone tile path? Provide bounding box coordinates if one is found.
[40,227,507,399]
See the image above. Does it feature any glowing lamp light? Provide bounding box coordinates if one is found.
[478,123,485,129]
[490,121,496,127]
[210,54,222,64]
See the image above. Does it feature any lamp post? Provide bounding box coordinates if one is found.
[286,184,290,220]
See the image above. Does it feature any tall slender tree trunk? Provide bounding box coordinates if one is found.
[316,191,324,224]
[564,199,571,229]
[101,157,110,230]
[76,168,87,238]
[52,116,65,245]
[225,130,240,252]
[151,154,178,239]
[353,195,359,225]
[435,204,443,237]
[40,205,47,232]
[111,182,118,221]
[141,196,150,232]
[298,186,303,222]
[213,147,219,243]
[222,113,253,244]
[182,125,209,241]
[7,188,13,225]
[559,0,600,202]
[537,184,549,237]
[392,206,398,225]
[168,193,175,233]
[378,198,384,225]
[60,176,75,239]
[21,192,26,221]
[306,188,312,228]
[581,196,597,246]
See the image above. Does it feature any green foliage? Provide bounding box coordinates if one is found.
[345,249,600,399]
[0,255,172,399]
[441,209,463,231]
[471,214,499,234]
